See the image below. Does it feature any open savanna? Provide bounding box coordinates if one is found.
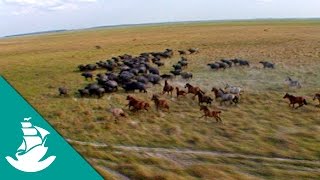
[1,20,320,179]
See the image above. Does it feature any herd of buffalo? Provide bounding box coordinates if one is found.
[58,48,320,122]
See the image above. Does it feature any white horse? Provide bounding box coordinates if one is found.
[285,77,302,88]
[211,88,239,105]
[224,84,243,95]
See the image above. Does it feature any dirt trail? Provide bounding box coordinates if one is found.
[90,158,131,180]
[67,139,320,166]
[68,138,320,178]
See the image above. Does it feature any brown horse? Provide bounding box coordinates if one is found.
[313,93,320,106]
[283,93,307,109]
[176,87,187,98]
[126,95,150,111]
[162,80,174,95]
[151,95,169,111]
[185,83,205,99]
[126,95,137,109]
[135,101,150,111]
[199,105,222,123]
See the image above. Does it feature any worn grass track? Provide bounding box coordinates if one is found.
[68,138,320,165]
[1,20,320,179]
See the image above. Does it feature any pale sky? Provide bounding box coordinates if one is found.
[0,0,319,36]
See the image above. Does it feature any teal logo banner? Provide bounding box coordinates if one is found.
[0,77,102,179]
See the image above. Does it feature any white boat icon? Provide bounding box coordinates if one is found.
[6,117,56,172]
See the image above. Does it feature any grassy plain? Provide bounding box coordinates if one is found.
[1,20,320,179]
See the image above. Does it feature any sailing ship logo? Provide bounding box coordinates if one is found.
[6,117,56,172]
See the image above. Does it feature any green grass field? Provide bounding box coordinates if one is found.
[1,20,320,179]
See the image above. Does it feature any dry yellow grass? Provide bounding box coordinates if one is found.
[1,20,320,179]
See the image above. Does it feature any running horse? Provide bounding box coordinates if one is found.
[313,93,320,106]
[199,105,222,123]
[283,93,307,109]
[184,83,204,99]
[211,87,239,105]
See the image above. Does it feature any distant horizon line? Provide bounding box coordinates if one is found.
[3,17,320,38]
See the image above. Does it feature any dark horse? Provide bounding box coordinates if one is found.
[313,93,320,106]
[196,91,213,105]
[162,80,174,95]
[283,93,307,109]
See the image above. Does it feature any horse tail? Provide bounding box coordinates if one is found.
[303,99,307,105]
